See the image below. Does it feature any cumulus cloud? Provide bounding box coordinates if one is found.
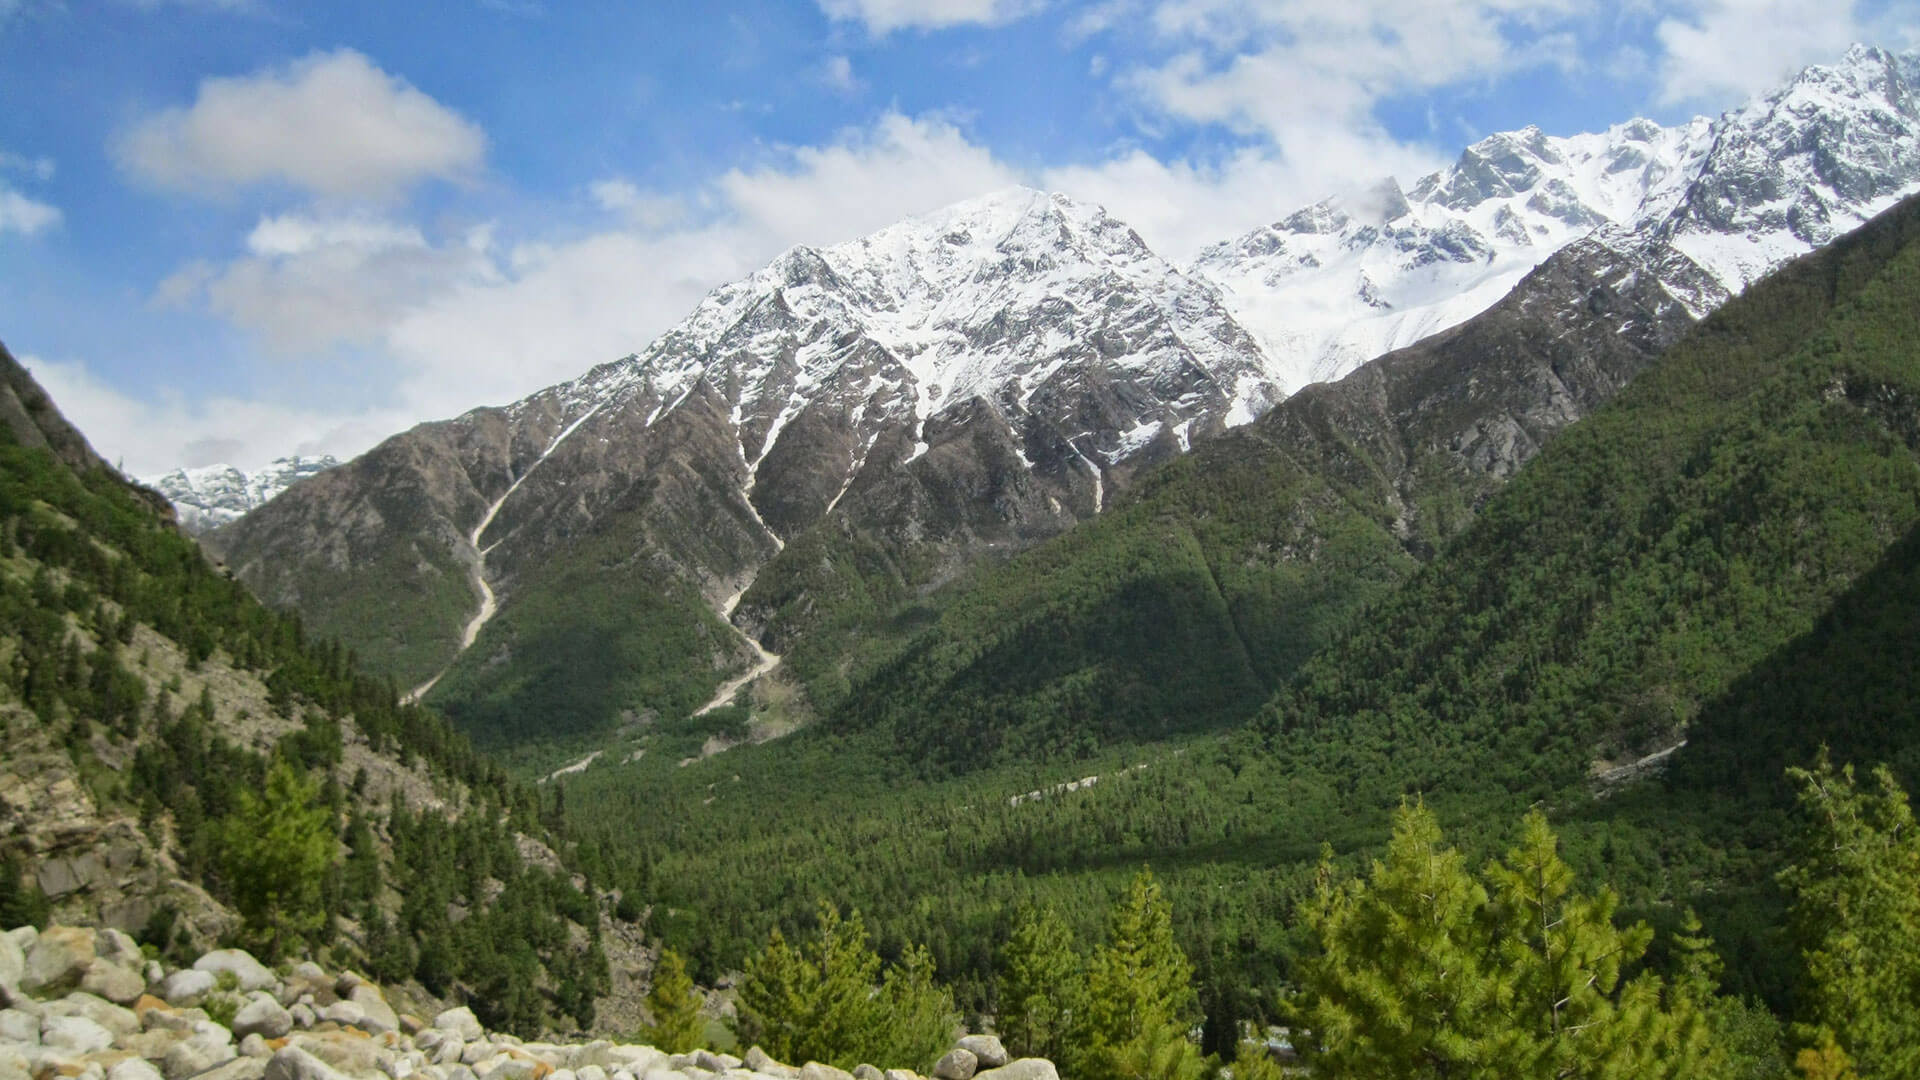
[115,48,485,200]
[817,0,1045,34]
[0,187,60,235]
[155,212,499,353]
[822,54,862,92]
[1654,0,1875,104]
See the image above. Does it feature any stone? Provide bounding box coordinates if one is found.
[159,972,218,1007]
[738,1051,790,1080]
[287,1006,316,1031]
[689,1054,729,1076]
[232,997,293,1041]
[0,1008,38,1043]
[798,1066,853,1080]
[950,1040,1004,1071]
[459,1044,494,1068]
[883,1072,919,1080]
[117,1030,183,1060]
[193,1060,269,1080]
[81,964,148,1007]
[264,1048,351,1080]
[432,1041,464,1067]
[319,1002,364,1030]
[851,1068,883,1080]
[131,995,170,1021]
[573,1068,605,1080]
[22,928,97,995]
[291,966,324,983]
[42,1016,115,1054]
[430,1010,483,1043]
[93,932,141,970]
[344,989,396,1037]
[970,1064,1056,1080]
[50,993,139,1037]
[0,935,22,998]
[929,1051,974,1080]
[0,1043,27,1080]
[191,953,276,994]
[240,1035,272,1058]
[398,1017,424,1038]
[108,1059,165,1080]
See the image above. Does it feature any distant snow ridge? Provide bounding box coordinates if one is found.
[1194,43,1920,394]
[145,456,340,531]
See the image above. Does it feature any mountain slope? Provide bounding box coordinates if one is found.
[0,344,628,1034]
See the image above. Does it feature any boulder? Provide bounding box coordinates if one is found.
[22,928,96,994]
[0,1043,27,1080]
[240,1034,273,1058]
[929,1051,974,1080]
[0,935,22,999]
[320,1001,365,1029]
[0,1008,38,1043]
[950,1040,1004,1071]
[689,1053,731,1075]
[288,1005,316,1030]
[799,1066,853,1080]
[739,1050,791,1079]
[81,962,148,1007]
[49,992,139,1036]
[851,1067,883,1080]
[883,1072,919,1080]
[345,988,397,1036]
[166,1036,239,1077]
[41,1015,115,1054]
[971,1064,1056,1080]
[192,952,276,994]
[431,1009,484,1043]
[108,1059,166,1080]
[94,931,142,970]
[233,995,293,1041]
[265,1047,352,1080]
[195,1060,270,1080]
[160,971,219,1006]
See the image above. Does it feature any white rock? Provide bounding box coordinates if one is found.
[320,1001,365,1029]
[288,1004,316,1030]
[42,1015,115,1053]
[23,928,97,994]
[0,1008,38,1043]
[459,1041,495,1067]
[952,1039,1006,1071]
[108,1058,166,1080]
[233,995,293,1040]
[80,962,147,1007]
[799,1066,853,1080]
[432,1008,484,1043]
[291,964,325,982]
[50,992,139,1037]
[195,1059,269,1080]
[972,1063,1057,1080]
[575,1067,606,1080]
[159,970,219,1006]
[192,951,277,994]
[241,1034,273,1058]
[347,987,398,1036]
[265,1047,352,1080]
[929,1050,974,1080]
[0,1040,27,1080]
[433,1040,465,1066]
[0,935,22,999]
[94,930,141,969]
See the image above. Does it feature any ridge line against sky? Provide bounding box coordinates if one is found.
[0,0,1914,475]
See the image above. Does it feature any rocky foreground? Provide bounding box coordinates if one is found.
[0,927,1056,1080]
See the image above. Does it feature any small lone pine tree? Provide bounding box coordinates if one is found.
[642,948,705,1053]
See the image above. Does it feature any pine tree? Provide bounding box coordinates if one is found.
[643,948,706,1053]
[1293,804,1719,1079]
[877,942,960,1071]
[1779,751,1920,1078]
[1082,870,1204,1080]
[997,906,1084,1062]
[216,758,336,958]
[739,902,886,1068]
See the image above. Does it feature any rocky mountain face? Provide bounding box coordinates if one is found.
[142,459,340,535]
[211,47,1920,758]
[0,929,1049,1080]
[1194,43,1920,391]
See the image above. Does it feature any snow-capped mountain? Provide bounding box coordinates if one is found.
[214,45,1920,745]
[144,456,340,533]
[1195,44,1920,392]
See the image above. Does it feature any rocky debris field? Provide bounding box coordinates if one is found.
[0,926,1057,1080]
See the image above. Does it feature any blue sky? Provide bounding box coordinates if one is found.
[1,0,1913,474]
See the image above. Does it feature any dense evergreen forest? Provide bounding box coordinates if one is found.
[547,193,1920,1064]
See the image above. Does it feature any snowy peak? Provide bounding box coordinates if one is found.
[144,456,340,532]
[1193,43,1920,392]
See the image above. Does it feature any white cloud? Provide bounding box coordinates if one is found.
[1654,0,1870,104]
[115,48,485,200]
[23,354,418,477]
[156,212,499,353]
[0,187,60,235]
[822,54,862,92]
[817,0,1045,34]
[0,150,54,181]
